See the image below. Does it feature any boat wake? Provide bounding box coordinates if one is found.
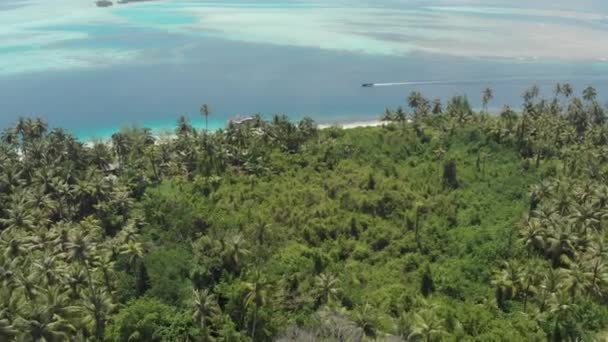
[361,76,608,88]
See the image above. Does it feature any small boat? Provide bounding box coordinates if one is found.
[362,83,374,87]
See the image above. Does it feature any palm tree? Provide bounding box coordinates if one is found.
[431,99,443,115]
[82,286,115,341]
[562,83,573,98]
[66,267,88,300]
[200,104,211,134]
[244,270,268,340]
[581,253,607,298]
[394,106,407,127]
[545,224,577,267]
[582,86,597,102]
[569,202,600,234]
[192,288,220,337]
[535,267,565,312]
[408,307,447,342]
[560,258,590,300]
[492,261,520,309]
[500,106,517,133]
[0,199,35,232]
[408,91,429,120]
[482,87,494,113]
[352,302,378,338]
[14,306,76,342]
[554,83,562,98]
[520,260,542,311]
[519,218,546,254]
[523,85,540,105]
[546,290,578,341]
[381,108,394,123]
[222,234,250,274]
[314,273,340,306]
[111,132,130,163]
[176,116,196,137]
[119,240,144,272]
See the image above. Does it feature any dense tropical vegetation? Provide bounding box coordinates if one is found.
[0,84,607,341]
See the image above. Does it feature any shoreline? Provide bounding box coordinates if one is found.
[318,119,383,129]
[82,118,385,147]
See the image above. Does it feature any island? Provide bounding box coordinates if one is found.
[95,0,113,7]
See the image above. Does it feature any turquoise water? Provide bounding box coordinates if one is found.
[1,0,607,139]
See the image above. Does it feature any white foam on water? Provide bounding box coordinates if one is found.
[1,0,607,76]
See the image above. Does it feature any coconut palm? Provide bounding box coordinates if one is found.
[408,306,447,342]
[581,254,608,298]
[545,224,578,267]
[560,258,590,300]
[244,269,268,339]
[314,273,340,306]
[381,108,394,123]
[81,286,115,341]
[14,306,76,342]
[200,104,211,134]
[535,267,565,312]
[352,302,378,338]
[482,87,494,113]
[520,260,542,311]
[0,199,35,232]
[192,288,220,336]
[394,106,408,127]
[492,261,520,309]
[568,202,600,234]
[519,218,546,254]
[431,99,443,115]
[562,83,573,98]
[582,86,597,102]
[222,234,250,274]
[546,290,578,341]
[554,83,562,98]
[119,240,144,272]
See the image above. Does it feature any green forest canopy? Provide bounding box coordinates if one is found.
[0,84,607,341]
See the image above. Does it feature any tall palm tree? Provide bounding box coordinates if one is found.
[554,83,562,98]
[314,273,340,306]
[222,234,250,274]
[492,261,520,309]
[482,87,494,113]
[200,104,211,134]
[192,288,220,337]
[519,260,542,311]
[560,258,590,300]
[582,86,597,102]
[381,108,394,123]
[431,98,443,116]
[82,286,115,341]
[519,218,546,254]
[407,307,447,342]
[352,302,378,338]
[119,240,144,272]
[394,106,407,128]
[562,83,573,98]
[547,290,578,341]
[244,270,268,340]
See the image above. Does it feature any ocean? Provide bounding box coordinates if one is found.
[1,0,607,139]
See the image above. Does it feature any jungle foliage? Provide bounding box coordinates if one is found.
[0,84,607,341]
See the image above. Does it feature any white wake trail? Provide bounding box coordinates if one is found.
[364,76,601,87]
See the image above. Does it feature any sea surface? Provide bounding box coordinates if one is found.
[1,0,608,139]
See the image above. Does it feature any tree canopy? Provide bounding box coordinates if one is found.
[0,86,607,341]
